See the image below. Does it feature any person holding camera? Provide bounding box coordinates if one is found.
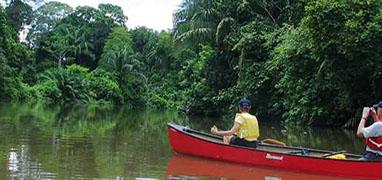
[210,98,259,148]
[357,101,382,161]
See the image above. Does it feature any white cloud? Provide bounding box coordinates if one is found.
[48,0,182,31]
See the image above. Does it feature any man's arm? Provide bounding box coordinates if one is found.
[357,118,367,137]
[211,122,240,136]
[357,107,370,137]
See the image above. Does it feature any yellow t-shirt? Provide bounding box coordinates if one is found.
[234,112,259,141]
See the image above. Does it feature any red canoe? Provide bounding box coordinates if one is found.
[168,123,381,179]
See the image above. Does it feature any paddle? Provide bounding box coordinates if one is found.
[261,138,286,146]
[322,150,347,158]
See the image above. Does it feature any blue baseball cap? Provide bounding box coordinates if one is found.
[373,101,382,109]
[238,98,251,107]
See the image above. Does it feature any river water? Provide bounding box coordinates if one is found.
[0,103,366,179]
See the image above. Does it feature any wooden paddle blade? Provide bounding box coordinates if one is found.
[261,139,286,146]
[325,154,347,160]
[322,150,347,158]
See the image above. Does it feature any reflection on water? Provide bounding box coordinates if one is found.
[167,154,365,180]
[0,103,366,179]
[0,103,185,179]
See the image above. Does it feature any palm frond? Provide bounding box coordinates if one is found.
[216,17,235,45]
[174,27,213,43]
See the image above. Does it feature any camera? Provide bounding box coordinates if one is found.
[369,106,377,117]
[370,107,375,112]
[371,104,379,112]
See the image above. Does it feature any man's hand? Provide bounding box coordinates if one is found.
[210,125,218,135]
[362,107,371,120]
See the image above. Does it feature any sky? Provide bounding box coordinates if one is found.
[0,0,183,36]
[49,0,183,31]
[0,0,183,40]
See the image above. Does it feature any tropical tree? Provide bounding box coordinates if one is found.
[173,0,221,44]
[35,64,123,104]
[27,1,73,46]
[0,3,31,100]
[158,32,175,69]
[99,27,134,74]
[171,0,310,119]
[272,0,382,126]
[98,3,127,26]
[35,4,124,72]
[4,0,32,40]
[129,27,158,72]
[99,27,147,107]
[35,23,75,69]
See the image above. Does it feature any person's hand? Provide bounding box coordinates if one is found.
[362,107,371,120]
[211,125,218,135]
[370,107,377,118]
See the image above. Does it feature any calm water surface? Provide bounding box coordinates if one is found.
[0,103,366,179]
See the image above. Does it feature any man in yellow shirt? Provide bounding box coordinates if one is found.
[210,98,259,148]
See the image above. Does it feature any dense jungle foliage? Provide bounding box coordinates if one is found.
[1,0,382,127]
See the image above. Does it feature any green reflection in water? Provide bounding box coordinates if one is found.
[0,103,187,179]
